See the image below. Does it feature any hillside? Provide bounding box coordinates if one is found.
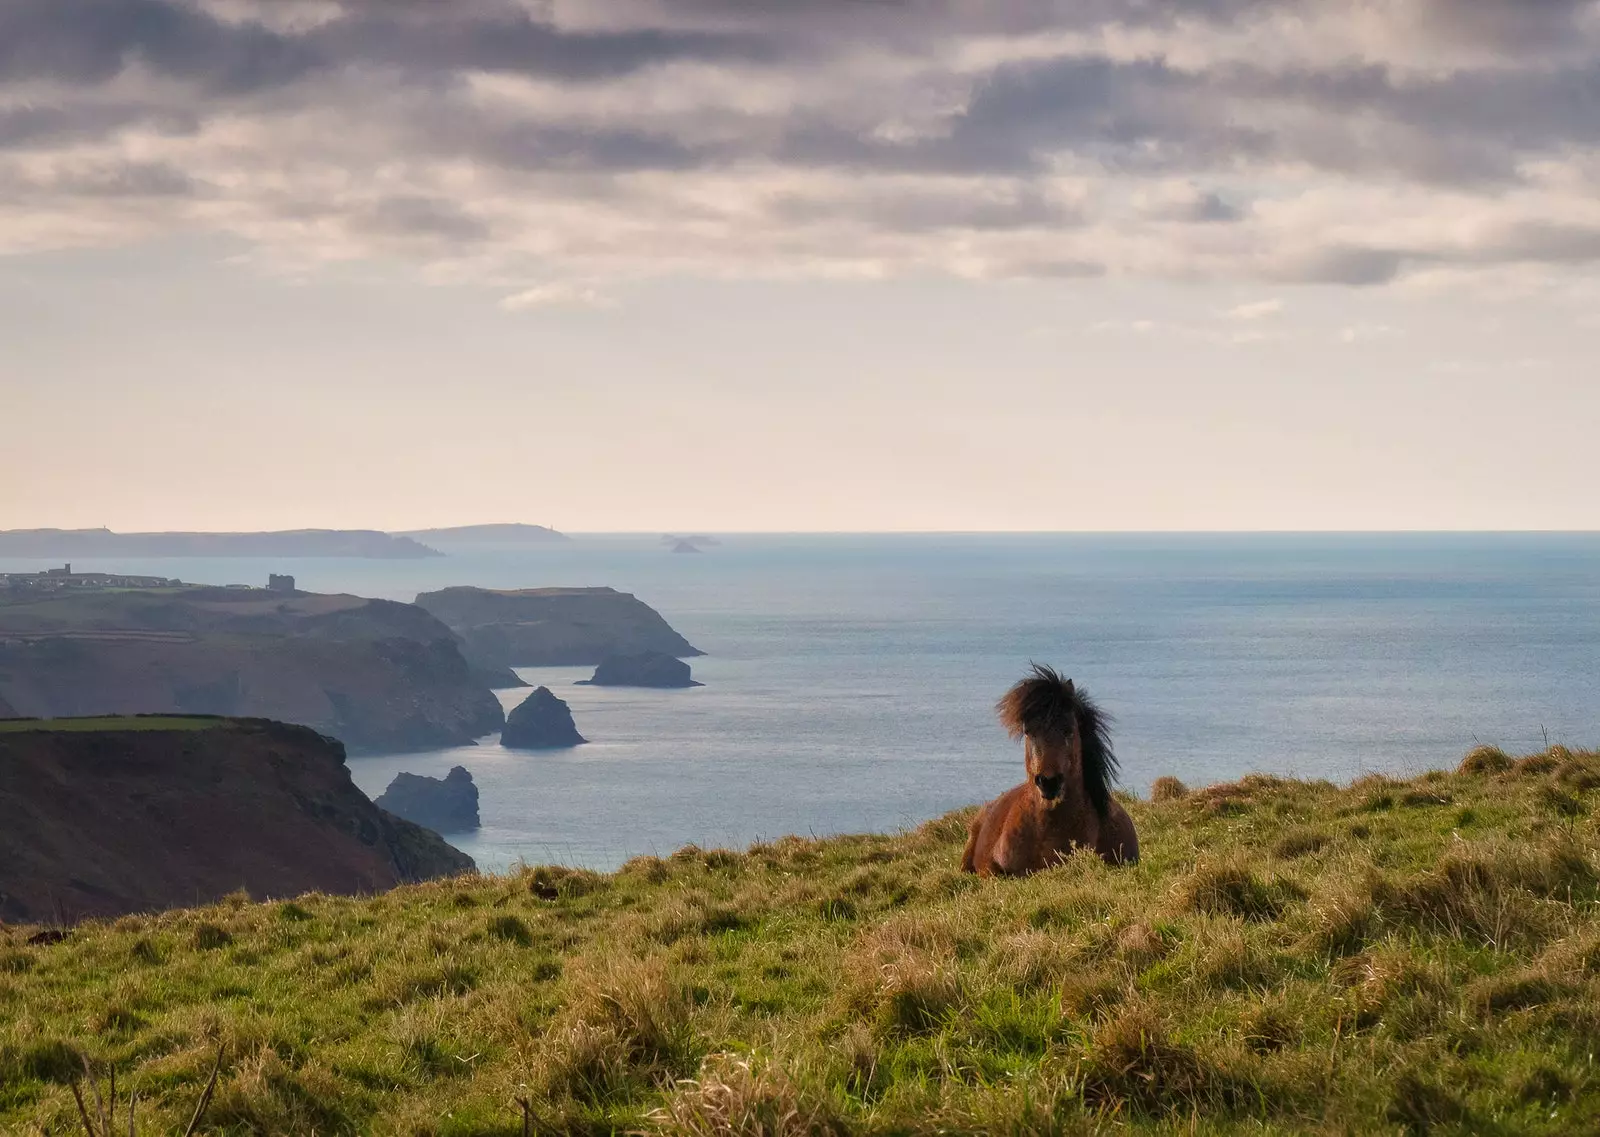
[415,585,702,670]
[0,718,471,924]
[0,587,503,752]
[0,528,441,558]
[4,743,1598,1133]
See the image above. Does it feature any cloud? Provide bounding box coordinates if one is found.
[1224,298,1282,320]
[499,282,617,310]
[1,0,1599,286]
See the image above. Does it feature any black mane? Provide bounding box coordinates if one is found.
[995,663,1119,819]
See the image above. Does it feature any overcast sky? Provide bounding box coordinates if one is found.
[3,0,1597,532]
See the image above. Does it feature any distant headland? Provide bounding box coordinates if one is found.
[0,523,573,559]
[0,528,443,559]
[399,523,569,545]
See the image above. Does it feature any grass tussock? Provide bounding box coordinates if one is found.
[5,742,1600,1134]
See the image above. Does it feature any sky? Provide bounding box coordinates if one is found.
[2,0,1597,533]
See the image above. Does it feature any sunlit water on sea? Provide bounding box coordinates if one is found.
[10,534,1598,872]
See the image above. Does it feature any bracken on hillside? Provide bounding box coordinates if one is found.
[3,744,1599,1135]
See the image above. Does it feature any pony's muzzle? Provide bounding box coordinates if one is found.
[1034,774,1063,801]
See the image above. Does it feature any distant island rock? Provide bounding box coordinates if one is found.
[577,651,702,688]
[502,686,587,749]
[0,528,441,559]
[375,766,480,833]
[415,586,702,671]
[661,534,719,551]
[400,523,569,545]
[0,586,504,753]
[0,718,472,923]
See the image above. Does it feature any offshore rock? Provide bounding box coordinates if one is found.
[577,651,702,689]
[375,766,481,834]
[501,687,587,749]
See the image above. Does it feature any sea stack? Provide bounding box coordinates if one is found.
[578,650,702,689]
[501,686,587,749]
[375,766,480,833]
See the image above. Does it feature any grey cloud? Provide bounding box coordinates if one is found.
[358,196,493,243]
[0,103,199,150]
[1006,257,1107,279]
[1277,246,1409,287]
[1472,221,1600,264]
[0,0,322,92]
[769,185,1083,232]
[1167,191,1241,223]
[0,0,782,94]
[2,0,1600,283]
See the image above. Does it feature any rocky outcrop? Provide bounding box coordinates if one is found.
[0,718,473,923]
[375,766,480,833]
[577,651,702,689]
[502,687,587,749]
[414,586,701,671]
[0,587,504,753]
[472,665,530,690]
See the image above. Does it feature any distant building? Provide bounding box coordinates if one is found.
[268,573,297,593]
[0,567,182,592]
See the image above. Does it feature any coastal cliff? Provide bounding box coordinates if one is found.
[0,717,472,923]
[415,585,702,670]
[0,587,503,753]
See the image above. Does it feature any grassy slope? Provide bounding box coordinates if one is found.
[0,716,222,733]
[3,745,1599,1135]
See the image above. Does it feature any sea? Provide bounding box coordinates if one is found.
[7,533,1598,873]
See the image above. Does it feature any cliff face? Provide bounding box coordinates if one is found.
[0,588,503,753]
[0,718,473,923]
[414,586,702,670]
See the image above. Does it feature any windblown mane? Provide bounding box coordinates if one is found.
[996,663,1119,819]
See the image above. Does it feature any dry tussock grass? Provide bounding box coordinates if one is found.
[7,741,1600,1135]
[649,1053,844,1137]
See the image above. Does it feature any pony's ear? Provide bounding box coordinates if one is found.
[1063,678,1075,696]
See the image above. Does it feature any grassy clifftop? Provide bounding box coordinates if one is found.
[4,745,1599,1135]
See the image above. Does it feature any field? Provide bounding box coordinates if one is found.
[3,743,1599,1135]
[0,716,223,734]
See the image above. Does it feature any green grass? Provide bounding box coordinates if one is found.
[0,715,223,733]
[5,744,1600,1135]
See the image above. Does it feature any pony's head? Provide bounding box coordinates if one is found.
[996,663,1118,817]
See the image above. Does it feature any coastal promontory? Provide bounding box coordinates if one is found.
[0,585,503,753]
[0,717,472,923]
[414,586,702,671]
[501,686,587,748]
[0,527,441,559]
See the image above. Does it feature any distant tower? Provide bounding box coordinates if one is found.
[267,573,296,593]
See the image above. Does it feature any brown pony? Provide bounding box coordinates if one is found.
[961,664,1138,875]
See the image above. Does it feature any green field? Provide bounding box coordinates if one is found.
[0,716,222,734]
[3,743,1598,1135]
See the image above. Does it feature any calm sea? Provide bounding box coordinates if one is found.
[9,534,1598,872]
